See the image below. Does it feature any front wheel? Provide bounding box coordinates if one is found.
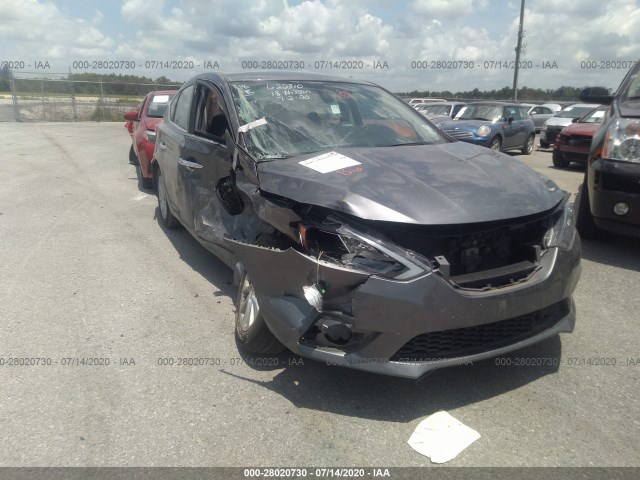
[156,167,180,229]
[235,271,284,354]
[521,134,535,154]
[489,136,502,151]
[552,149,570,168]
[235,235,287,355]
[540,139,549,148]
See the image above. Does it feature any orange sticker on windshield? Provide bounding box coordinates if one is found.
[336,167,364,176]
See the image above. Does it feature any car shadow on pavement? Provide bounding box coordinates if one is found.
[549,163,585,172]
[153,206,236,297]
[580,235,640,273]
[222,334,562,423]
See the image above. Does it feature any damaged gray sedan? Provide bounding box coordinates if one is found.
[152,72,581,379]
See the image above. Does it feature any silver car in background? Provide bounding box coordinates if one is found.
[415,102,467,127]
[527,103,561,133]
[539,103,600,148]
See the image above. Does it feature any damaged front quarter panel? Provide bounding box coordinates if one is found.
[224,219,580,379]
[224,238,370,348]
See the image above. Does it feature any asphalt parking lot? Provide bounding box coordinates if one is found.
[0,122,639,468]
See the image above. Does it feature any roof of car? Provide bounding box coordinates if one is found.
[561,103,599,109]
[418,101,465,106]
[150,90,179,95]
[466,101,530,106]
[186,71,378,86]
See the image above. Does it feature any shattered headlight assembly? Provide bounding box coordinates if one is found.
[544,196,576,249]
[299,224,430,280]
[602,119,640,163]
[145,130,157,143]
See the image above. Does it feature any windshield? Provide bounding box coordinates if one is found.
[579,108,606,123]
[146,93,175,118]
[623,72,640,100]
[555,106,595,119]
[229,81,446,160]
[457,104,503,122]
[419,104,450,115]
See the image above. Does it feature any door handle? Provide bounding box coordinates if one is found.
[178,158,203,170]
[159,142,166,150]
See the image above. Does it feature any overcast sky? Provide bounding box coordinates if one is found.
[1,0,639,92]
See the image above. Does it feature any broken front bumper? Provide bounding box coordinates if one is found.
[226,235,581,379]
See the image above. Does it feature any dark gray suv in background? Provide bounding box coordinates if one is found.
[576,61,640,238]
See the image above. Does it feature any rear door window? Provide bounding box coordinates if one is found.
[172,85,195,131]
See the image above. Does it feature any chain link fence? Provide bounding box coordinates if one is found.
[0,74,181,122]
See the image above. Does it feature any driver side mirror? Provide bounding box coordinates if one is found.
[580,86,613,105]
[507,116,514,124]
[123,110,139,121]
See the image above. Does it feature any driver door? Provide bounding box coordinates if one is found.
[501,106,522,148]
[176,83,234,243]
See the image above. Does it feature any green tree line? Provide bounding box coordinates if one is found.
[1,68,583,101]
[0,71,182,96]
[398,85,583,101]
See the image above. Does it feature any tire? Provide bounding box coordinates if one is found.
[141,175,154,190]
[521,134,535,154]
[489,136,502,151]
[235,235,287,355]
[575,177,599,239]
[129,145,139,166]
[156,167,180,229]
[552,149,569,168]
[540,139,549,148]
[137,164,154,190]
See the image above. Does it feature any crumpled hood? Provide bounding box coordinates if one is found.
[256,141,564,224]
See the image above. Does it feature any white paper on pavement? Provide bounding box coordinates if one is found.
[407,410,481,463]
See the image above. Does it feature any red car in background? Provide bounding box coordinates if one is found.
[124,90,177,188]
[552,106,606,168]
[124,101,142,164]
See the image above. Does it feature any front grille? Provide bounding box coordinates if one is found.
[390,299,569,361]
[444,129,474,140]
[559,134,592,148]
[545,127,563,144]
[383,215,550,283]
[600,171,640,195]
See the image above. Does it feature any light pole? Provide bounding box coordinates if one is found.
[512,0,525,101]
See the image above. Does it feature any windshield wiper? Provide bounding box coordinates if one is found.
[387,141,432,147]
